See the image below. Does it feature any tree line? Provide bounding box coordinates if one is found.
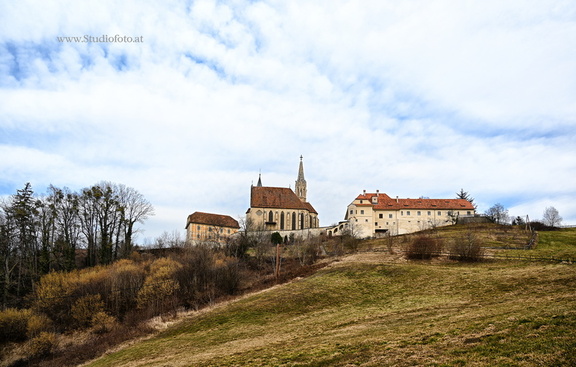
[0,182,154,308]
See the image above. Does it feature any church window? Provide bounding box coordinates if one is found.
[280,212,285,230]
[268,211,274,223]
[292,212,296,230]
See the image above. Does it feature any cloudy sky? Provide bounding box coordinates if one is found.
[1,0,575,243]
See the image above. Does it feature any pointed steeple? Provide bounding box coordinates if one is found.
[295,155,307,202]
[257,172,262,187]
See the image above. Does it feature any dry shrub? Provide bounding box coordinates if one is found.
[33,272,76,326]
[91,311,117,334]
[137,257,182,315]
[27,312,53,339]
[449,229,484,262]
[406,234,443,259]
[25,331,58,359]
[71,294,105,328]
[107,259,146,318]
[0,308,32,342]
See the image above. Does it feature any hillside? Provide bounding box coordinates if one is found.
[85,227,576,367]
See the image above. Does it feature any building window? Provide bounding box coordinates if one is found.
[375,222,378,226]
[389,214,393,218]
[379,213,383,218]
[197,226,200,230]
[401,211,403,216]
[417,211,421,216]
[360,210,364,215]
[386,222,389,225]
[350,209,353,214]
[467,211,471,215]
[438,211,442,216]
[428,211,431,216]
[407,211,411,216]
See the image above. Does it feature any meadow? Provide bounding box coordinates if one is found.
[85,227,576,367]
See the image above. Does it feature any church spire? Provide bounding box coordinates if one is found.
[295,155,307,202]
[257,172,262,187]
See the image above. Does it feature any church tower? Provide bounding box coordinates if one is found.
[295,155,307,202]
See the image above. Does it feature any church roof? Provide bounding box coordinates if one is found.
[250,186,318,214]
[185,211,240,229]
[354,193,475,210]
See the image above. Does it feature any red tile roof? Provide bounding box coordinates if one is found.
[250,186,318,214]
[354,193,475,210]
[186,212,240,229]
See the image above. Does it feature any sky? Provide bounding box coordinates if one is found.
[1,0,575,243]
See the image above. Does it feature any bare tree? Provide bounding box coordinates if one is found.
[543,206,563,227]
[485,203,510,224]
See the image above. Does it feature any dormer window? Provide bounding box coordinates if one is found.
[372,196,378,204]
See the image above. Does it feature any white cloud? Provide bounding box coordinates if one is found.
[1,0,575,240]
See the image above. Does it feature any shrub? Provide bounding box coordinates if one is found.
[33,271,76,326]
[107,259,145,318]
[137,258,182,315]
[0,308,32,343]
[25,332,57,359]
[449,230,484,262]
[71,294,105,329]
[406,235,442,259]
[27,312,53,339]
[91,311,117,334]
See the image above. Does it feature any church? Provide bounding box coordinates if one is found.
[246,157,319,232]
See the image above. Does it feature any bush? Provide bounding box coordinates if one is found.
[137,258,182,315]
[91,311,117,334]
[71,294,105,329]
[25,331,57,359]
[27,312,53,339]
[33,271,76,326]
[406,235,442,259]
[449,230,484,262]
[0,308,32,343]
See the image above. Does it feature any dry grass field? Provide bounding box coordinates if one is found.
[84,227,576,367]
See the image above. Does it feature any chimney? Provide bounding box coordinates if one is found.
[396,196,399,203]
[363,189,366,196]
[376,189,379,196]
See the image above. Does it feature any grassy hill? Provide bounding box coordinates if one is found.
[85,227,576,367]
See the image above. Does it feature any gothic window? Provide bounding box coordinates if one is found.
[268,211,273,223]
[292,212,296,230]
[280,212,285,230]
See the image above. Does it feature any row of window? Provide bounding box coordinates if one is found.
[351,209,472,216]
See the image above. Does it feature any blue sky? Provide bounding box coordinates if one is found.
[1,0,575,242]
